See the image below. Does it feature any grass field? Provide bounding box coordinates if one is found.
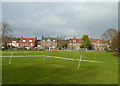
[2,50,118,84]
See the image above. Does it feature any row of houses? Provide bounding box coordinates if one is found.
[2,36,104,51]
[67,37,104,50]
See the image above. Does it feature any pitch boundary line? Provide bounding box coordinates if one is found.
[2,55,104,63]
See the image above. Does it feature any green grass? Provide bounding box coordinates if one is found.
[2,50,118,84]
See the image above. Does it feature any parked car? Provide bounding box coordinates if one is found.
[2,47,5,50]
[108,48,113,52]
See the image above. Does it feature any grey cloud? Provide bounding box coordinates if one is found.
[2,2,118,39]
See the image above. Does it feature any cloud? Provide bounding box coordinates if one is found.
[2,2,118,39]
[0,2,2,22]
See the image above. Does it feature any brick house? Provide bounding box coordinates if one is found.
[67,36,82,50]
[40,36,58,50]
[19,37,37,49]
[67,37,104,51]
[8,40,19,48]
[2,40,19,49]
[2,41,10,49]
[90,39,104,50]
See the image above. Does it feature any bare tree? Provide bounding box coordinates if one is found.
[1,22,12,36]
[0,22,12,41]
[101,28,117,41]
[112,31,120,50]
[111,31,120,57]
[100,28,118,51]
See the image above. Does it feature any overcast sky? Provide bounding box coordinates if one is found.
[2,2,118,39]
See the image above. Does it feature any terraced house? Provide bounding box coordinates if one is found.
[2,36,104,51]
[39,36,58,50]
[8,40,19,48]
[91,39,104,50]
[67,36,83,51]
[67,37,104,51]
[19,37,37,49]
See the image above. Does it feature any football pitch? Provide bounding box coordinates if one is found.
[2,50,118,84]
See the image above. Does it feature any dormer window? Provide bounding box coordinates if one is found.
[23,40,26,42]
[29,40,32,42]
[73,40,76,42]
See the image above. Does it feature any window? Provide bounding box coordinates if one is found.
[73,40,76,42]
[26,43,28,45]
[31,43,33,46]
[23,40,26,42]
[47,43,51,45]
[52,46,55,48]
[29,40,32,42]
[47,39,51,41]
[73,43,76,45]
[51,43,56,45]
[22,43,25,45]
[97,44,100,46]
[53,40,56,41]
[69,43,72,45]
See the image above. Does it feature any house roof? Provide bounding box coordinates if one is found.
[2,40,19,43]
[91,39,104,43]
[57,40,69,44]
[42,37,59,41]
[11,40,19,43]
[21,38,36,40]
[2,41,11,43]
[69,36,82,43]
[76,39,82,43]
[70,36,77,40]
[69,37,104,44]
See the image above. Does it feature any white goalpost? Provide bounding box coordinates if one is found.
[77,55,83,69]
[9,52,13,64]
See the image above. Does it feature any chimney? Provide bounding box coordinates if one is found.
[73,36,76,39]
[42,36,44,39]
[35,37,37,40]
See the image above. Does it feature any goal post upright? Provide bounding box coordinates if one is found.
[78,55,83,69]
[9,52,13,64]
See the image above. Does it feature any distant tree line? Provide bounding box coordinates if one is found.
[101,28,119,57]
[1,21,119,57]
